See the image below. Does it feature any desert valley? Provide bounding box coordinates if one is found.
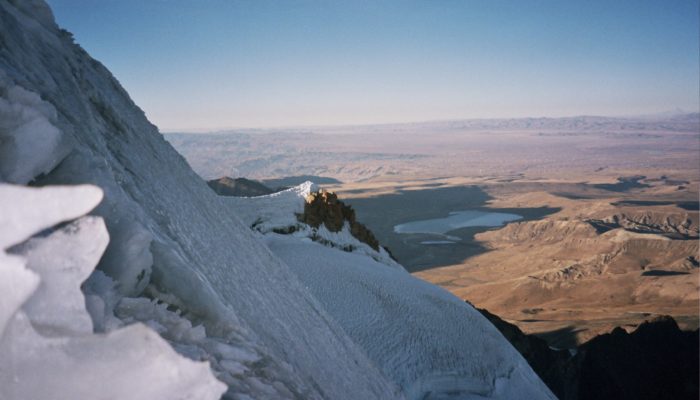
[168,114,699,347]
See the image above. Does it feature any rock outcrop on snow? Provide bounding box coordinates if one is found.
[300,189,381,251]
[228,182,402,268]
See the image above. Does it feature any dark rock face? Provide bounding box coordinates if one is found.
[477,308,575,398]
[576,316,698,400]
[477,307,699,400]
[207,177,274,197]
[299,190,380,251]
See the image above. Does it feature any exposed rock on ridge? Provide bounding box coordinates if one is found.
[299,189,381,251]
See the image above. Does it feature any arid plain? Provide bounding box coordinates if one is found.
[340,176,699,347]
[168,113,699,348]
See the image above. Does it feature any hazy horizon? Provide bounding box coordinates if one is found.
[47,0,699,131]
[160,109,699,134]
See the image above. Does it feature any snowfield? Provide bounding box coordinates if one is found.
[230,185,556,399]
[0,1,553,399]
[267,234,552,399]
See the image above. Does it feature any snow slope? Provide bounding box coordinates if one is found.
[0,2,400,399]
[230,185,557,399]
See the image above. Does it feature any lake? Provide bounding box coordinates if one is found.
[394,210,523,238]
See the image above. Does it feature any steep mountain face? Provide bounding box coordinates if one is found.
[0,2,400,398]
[0,1,553,399]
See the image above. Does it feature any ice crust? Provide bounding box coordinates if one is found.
[0,253,38,335]
[13,215,108,336]
[0,183,102,249]
[1,314,225,400]
[0,71,70,184]
[0,184,226,400]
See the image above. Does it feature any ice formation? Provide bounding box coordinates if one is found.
[0,0,553,399]
[0,76,70,184]
[0,184,226,400]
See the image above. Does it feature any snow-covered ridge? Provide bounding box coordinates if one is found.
[227,181,400,268]
[231,185,557,399]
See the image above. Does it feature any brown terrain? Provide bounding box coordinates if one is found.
[169,114,700,349]
[323,174,699,348]
[410,177,699,347]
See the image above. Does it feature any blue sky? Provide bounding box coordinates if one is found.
[47,0,699,131]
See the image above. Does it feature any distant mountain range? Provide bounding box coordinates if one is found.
[167,112,700,135]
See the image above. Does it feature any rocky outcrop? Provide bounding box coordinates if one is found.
[478,307,700,400]
[298,190,380,251]
[477,307,575,398]
[588,211,698,239]
[482,219,600,244]
[207,176,273,197]
[575,316,698,400]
